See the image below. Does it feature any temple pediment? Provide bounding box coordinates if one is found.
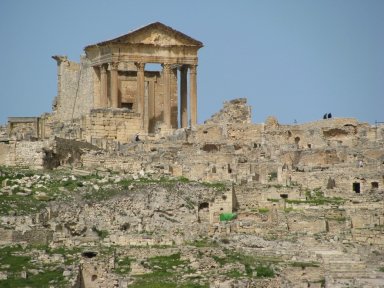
[85,22,203,49]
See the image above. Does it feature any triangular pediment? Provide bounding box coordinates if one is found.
[85,22,203,49]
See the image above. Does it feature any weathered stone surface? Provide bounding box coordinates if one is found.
[1,23,384,288]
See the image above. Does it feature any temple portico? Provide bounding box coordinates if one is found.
[85,22,203,134]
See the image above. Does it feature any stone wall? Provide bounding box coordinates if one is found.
[43,137,100,169]
[205,98,251,125]
[84,109,142,145]
[0,140,48,169]
[0,142,10,166]
[8,117,40,141]
[53,56,94,121]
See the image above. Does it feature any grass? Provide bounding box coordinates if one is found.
[258,208,269,214]
[226,269,243,278]
[84,187,122,201]
[201,182,227,191]
[114,256,134,274]
[0,245,68,287]
[267,188,345,206]
[213,249,275,278]
[284,207,295,213]
[0,268,66,288]
[268,171,278,181]
[130,253,193,288]
[188,238,218,248]
[92,226,109,239]
[0,193,47,216]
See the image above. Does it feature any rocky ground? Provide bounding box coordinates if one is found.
[1,166,384,287]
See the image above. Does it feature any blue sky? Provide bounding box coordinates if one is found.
[0,0,383,125]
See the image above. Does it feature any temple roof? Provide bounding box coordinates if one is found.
[84,22,203,50]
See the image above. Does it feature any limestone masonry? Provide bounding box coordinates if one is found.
[0,23,384,288]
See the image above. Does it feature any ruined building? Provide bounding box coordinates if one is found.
[0,22,383,196]
[5,22,203,145]
[1,23,384,288]
[1,21,383,196]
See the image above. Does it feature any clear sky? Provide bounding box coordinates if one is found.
[0,0,383,125]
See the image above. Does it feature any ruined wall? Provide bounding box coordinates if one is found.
[0,141,48,169]
[53,56,94,121]
[43,137,100,169]
[84,109,142,145]
[0,142,10,166]
[205,98,251,125]
[8,118,40,141]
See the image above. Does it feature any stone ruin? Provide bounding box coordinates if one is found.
[1,23,384,288]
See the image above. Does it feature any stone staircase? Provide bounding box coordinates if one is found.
[309,246,384,287]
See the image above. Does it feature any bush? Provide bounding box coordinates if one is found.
[258,208,269,214]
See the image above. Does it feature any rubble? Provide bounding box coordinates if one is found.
[0,23,383,287]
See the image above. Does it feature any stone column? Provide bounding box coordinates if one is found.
[189,64,198,127]
[109,62,119,108]
[180,65,188,128]
[162,63,172,129]
[99,65,108,108]
[135,62,145,129]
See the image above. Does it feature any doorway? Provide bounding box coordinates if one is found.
[353,182,360,193]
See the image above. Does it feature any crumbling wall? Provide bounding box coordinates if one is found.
[52,56,94,122]
[0,142,10,166]
[0,141,48,169]
[43,137,100,169]
[8,118,40,141]
[84,109,142,145]
[204,98,251,125]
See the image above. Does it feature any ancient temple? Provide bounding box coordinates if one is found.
[7,23,203,143]
[77,22,202,134]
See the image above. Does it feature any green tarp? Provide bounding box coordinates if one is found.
[219,213,237,221]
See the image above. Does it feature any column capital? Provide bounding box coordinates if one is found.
[162,63,172,73]
[135,62,145,71]
[189,64,197,74]
[109,62,119,70]
[99,64,107,73]
[179,64,188,72]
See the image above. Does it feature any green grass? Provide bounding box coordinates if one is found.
[213,249,275,278]
[285,197,344,206]
[268,171,278,181]
[92,226,109,239]
[226,269,243,278]
[0,194,47,216]
[0,245,68,287]
[0,268,66,288]
[255,265,275,277]
[129,253,195,288]
[267,188,344,206]
[201,182,227,191]
[115,256,134,274]
[188,238,218,248]
[258,208,269,214]
[284,207,295,213]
